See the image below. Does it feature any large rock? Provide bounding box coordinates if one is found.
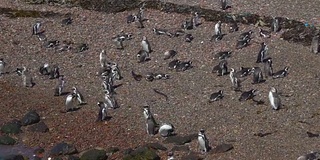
[163,134,197,145]
[1,154,25,160]
[20,110,40,126]
[0,135,16,145]
[211,143,234,154]
[144,143,167,151]
[1,120,22,134]
[27,121,49,133]
[50,142,78,156]
[123,146,160,160]
[80,148,107,160]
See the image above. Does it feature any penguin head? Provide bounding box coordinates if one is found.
[142,36,147,41]
[200,129,205,133]
[72,87,77,92]
[218,90,223,95]
[284,66,289,72]
[270,87,277,93]
[230,68,235,72]
[0,58,3,61]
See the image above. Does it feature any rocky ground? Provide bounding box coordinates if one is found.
[0,0,320,159]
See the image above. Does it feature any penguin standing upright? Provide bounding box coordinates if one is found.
[251,67,264,84]
[0,58,6,75]
[97,102,108,121]
[104,92,119,109]
[229,68,240,90]
[198,129,210,153]
[72,87,86,105]
[54,75,65,96]
[32,21,41,35]
[65,93,76,112]
[99,50,107,67]
[21,67,34,87]
[141,36,151,53]
[137,50,150,63]
[271,17,280,32]
[263,58,273,77]
[192,12,201,28]
[146,116,156,135]
[269,87,281,110]
[214,21,222,36]
[311,33,319,54]
[256,42,268,63]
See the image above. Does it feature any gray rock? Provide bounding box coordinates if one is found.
[123,146,160,160]
[0,135,16,145]
[171,145,190,152]
[211,143,234,154]
[21,110,40,126]
[80,149,107,160]
[1,154,25,160]
[163,133,198,145]
[68,155,80,160]
[50,142,77,156]
[27,121,49,133]
[1,120,22,134]
[144,143,167,151]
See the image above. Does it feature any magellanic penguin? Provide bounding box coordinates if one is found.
[213,51,232,60]
[72,87,86,105]
[110,62,123,80]
[146,116,157,135]
[37,32,47,41]
[311,33,319,54]
[167,152,174,160]
[185,34,194,42]
[198,129,210,153]
[153,28,170,36]
[113,36,124,50]
[239,89,257,101]
[229,21,239,33]
[76,43,89,53]
[137,50,150,63]
[61,17,72,26]
[235,67,252,78]
[192,12,201,28]
[143,105,158,127]
[99,50,107,68]
[0,58,6,75]
[269,87,281,110]
[32,21,41,35]
[104,92,119,109]
[39,63,50,75]
[236,38,251,49]
[54,75,65,96]
[272,66,289,79]
[251,67,264,84]
[214,21,222,36]
[65,93,76,112]
[212,60,228,76]
[175,60,192,72]
[271,17,281,32]
[141,36,151,53]
[45,40,60,48]
[168,59,181,70]
[229,68,241,91]
[49,65,60,79]
[21,67,34,87]
[256,42,268,63]
[239,30,253,41]
[263,58,273,77]
[220,0,229,10]
[209,90,224,102]
[159,123,175,137]
[164,50,177,60]
[97,101,108,121]
[259,28,271,38]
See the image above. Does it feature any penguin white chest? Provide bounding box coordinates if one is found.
[269,91,275,108]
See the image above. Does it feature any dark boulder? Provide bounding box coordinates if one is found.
[0,135,16,145]
[123,146,160,160]
[163,133,197,145]
[50,142,78,156]
[1,120,22,134]
[27,121,49,133]
[80,148,107,160]
[21,110,40,126]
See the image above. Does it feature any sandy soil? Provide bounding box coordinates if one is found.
[0,0,320,159]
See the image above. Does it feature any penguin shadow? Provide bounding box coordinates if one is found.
[54,91,70,97]
[253,132,272,137]
[251,79,266,84]
[60,107,81,113]
[96,116,112,122]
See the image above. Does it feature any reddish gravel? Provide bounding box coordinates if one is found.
[0,0,320,159]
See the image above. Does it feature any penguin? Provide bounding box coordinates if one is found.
[141,36,151,53]
[229,21,239,33]
[137,50,151,63]
[311,33,319,54]
[72,87,86,105]
[269,87,281,110]
[213,51,232,60]
[173,30,185,37]
[102,76,114,95]
[164,50,177,60]
[153,28,168,35]
[168,59,180,70]
[37,32,47,41]
[61,17,72,26]
[192,12,201,28]
[135,16,145,28]
[143,105,152,119]
[271,17,280,32]
[198,129,210,153]
[117,33,133,41]
[113,36,124,50]
[54,75,65,96]
[167,152,174,160]
[185,34,194,42]
[159,123,175,137]
[251,67,264,84]
[15,67,24,76]
[236,38,251,49]
[181,19,193,30]
[99,50,107,68]
[154,73,170,80]
[212,60,228,76]
[39,63,51,75]
[65,93,76,112]
[104,92,119,109]
[45,40,60,48]
[136,3,145,21]
[55,43,71,52]
[49,65,60,79]
[145,73,155,82]
[209,90,224,102]
[229,68,241,91]
[239,30,253,40]
[263,58,273,77]
[239,89,257,101]
[21,67,34,87]
[131,70,143,81]
[259,28,271,38]
[272,66,289,79]
[97,102,108,121]
[146,116,157,135]
[76,43,89,53]
[0,58,6,75]
[214,21,222,36]
[32,21,41,35]
[256,42,268,63]
[220,0,229,10]
[110,63,122,80]
[175,60,192,72]
[235,67,252,78]
[127,14,135,23]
